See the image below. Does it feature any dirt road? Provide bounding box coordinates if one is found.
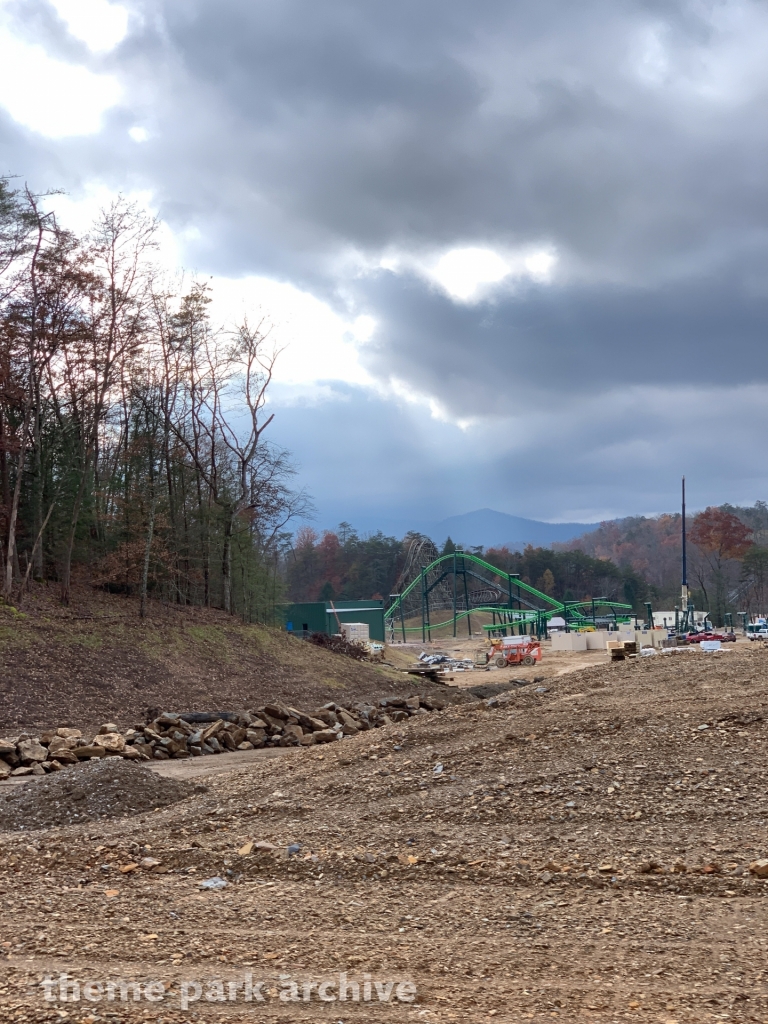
[1,643,767,1022]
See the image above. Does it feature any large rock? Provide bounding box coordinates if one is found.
[338,711,360,736]
[156,712,181,728]
[0,761,11,780]
[313,708,339,727]
[201,720,226,743]
[296,713,328,732]
[73,744,107,759]
[49,749,78,765]
[246,728,267,746]
[56,728,82,739]
[313,729,338,744]
[97,732,125,753]
[49,735,82,755]
[0,738,16,757]
[18,738,48,764]
[263,703,290,720]
[98,722,119,734]
[122,746,149,761]
[219,731,237,751]
[750,859,768,878]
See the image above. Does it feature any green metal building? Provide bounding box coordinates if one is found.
[282,600,385,641]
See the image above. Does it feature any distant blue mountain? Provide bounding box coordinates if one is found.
[428,508,599,550]
[315,507,599,550]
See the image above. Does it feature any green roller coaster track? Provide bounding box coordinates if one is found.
[384,551,633,641]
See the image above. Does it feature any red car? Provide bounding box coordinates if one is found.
[686,631,737,643]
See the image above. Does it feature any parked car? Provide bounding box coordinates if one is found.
[686,631,736,644]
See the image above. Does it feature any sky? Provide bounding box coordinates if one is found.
[2,0,768,535]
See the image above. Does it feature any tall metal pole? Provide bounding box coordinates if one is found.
[681,476,689,633]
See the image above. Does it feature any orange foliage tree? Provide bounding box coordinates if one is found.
[689,508,752,624]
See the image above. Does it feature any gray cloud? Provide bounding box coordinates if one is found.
[2,0,768,525]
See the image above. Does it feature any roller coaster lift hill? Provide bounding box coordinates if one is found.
[385,537,633,642]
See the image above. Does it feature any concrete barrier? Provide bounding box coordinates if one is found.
[550,632,588,652]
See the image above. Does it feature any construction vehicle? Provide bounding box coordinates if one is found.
[489,635,542,668]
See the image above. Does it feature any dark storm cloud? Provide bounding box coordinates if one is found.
[353,263,768,419]
[267,378,768,528]
[125,0,768,278]
[9,0,768,325]
[2,0,768,521]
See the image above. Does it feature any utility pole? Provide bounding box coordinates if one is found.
[681,476,689,634]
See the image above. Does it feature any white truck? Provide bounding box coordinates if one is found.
[747,618,768,640]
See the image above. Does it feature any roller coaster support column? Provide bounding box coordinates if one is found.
[462,554,472,636]
[421,568,426,643]
[453,551,458,638]
[426,566,433,641]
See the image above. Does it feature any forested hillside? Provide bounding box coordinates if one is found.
[0,180,307,621]
[562,502,768,622]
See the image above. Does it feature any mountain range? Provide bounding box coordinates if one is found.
[426,508,599,550]
[320,507,600,550]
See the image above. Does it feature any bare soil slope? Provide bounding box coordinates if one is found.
[1,644,767,1022]
[0,588,457,732]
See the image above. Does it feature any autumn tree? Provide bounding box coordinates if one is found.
[689,507,752,624]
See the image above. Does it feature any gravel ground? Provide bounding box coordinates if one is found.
[1,644,767,1022]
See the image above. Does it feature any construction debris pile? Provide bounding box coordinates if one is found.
[0,695,446,779]
[306,631,370,660]
[417,652,475,670]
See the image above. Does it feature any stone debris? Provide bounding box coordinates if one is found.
[0,758,203,831]
[0,696,446,776]
[199,876,228,890]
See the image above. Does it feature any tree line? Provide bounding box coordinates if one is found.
[284,508,768,626]
[0,179,308,619]
[563,503,768,624]
[285,526,648,611]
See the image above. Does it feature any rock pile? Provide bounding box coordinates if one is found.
[0,694,444,778]
[0,758,201,830]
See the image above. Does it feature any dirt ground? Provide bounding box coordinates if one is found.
[1,640,768,1022]
[0,588,467,732]
[387,634,635,686]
